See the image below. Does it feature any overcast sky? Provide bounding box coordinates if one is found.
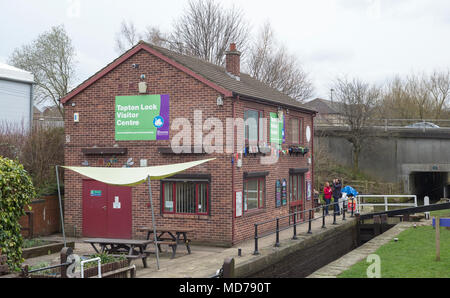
[1,0,450,105]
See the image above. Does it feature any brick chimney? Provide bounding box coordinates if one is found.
[225,43,241,78]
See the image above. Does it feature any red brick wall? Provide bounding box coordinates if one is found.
[232,99,314,244]
[63,48,314,247]
[19,196,61,237]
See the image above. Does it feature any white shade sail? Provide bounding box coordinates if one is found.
[63,158,216,186]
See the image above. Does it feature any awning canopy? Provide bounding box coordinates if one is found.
[63,158,215,186]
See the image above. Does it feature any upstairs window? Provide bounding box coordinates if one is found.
[245,109,265,144]
[290,118,303,144]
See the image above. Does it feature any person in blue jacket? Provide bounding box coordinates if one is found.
[332,179,342,215]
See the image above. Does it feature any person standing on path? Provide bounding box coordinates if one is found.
[323,182,332,215]
[332,179,342,215]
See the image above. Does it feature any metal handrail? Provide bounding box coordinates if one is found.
[27,261,74,274]
[357,195,417,213]
[253,198,356,255]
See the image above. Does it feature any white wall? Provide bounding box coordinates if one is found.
[0,79,32,132]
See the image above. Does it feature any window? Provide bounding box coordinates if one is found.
[245,109,265,144]
[289,174,304,204]
[290,118,303,144]
[244,177,265,212]
[162,181,209,215]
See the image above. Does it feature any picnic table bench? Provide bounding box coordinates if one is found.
[138,227,193,259]
[84,238,153,268]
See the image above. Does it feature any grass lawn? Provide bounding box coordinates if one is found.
[430,209,450,218]
[338,226,450,278]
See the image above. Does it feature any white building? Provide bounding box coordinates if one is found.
[0,62,34,131]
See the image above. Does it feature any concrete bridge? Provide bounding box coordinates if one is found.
[315,125,450,203]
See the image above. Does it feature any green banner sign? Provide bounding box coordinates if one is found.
[115,94,170,141]
[270,112,284,148]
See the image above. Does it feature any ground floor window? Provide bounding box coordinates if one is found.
[244,177,265,212]
[162,181,209,215]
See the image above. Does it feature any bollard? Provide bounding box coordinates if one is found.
[308,210,312,234]
[333,204,337,225]
[322,205,326,229]
[293,213,298,240]
[351,201,354,217]
[238,248,242,257]
[342,201,346,221]
[275,218,280,247]
[253,224,259,255]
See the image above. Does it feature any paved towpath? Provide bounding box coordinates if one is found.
[25,210,354,278]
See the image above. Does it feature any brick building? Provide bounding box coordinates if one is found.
[61,41,317,246]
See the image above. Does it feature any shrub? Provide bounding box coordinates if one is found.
[0,157,36,271]
[21,126,64,195]
[0,123,64,196]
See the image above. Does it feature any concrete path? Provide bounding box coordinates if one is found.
[307,220,429,278]
[24,211,353,278]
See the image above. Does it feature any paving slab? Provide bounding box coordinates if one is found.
[21,213,355,278]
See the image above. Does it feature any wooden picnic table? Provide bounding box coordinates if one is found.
[138,227,193,259]
[83,238,153,268]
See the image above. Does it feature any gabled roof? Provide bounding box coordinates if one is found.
[304,98,344,115]
[61,42,315,113]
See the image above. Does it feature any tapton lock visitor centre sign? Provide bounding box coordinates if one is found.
[115,94,170,141]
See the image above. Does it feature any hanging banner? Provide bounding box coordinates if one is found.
[270,112,284,149]
[115,94,170,141]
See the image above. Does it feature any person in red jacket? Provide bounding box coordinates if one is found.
[323,182,332,215]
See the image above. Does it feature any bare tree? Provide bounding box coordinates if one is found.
[426,69,450,119]
[246,22,314,102]
[333,77,381,171]
[115,20,143,53]
[379,72,446,121]
[8,25,76,117]
[143,26,171,48]
[170,0,250,65]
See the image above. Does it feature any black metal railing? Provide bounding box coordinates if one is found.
[253,199,356,255]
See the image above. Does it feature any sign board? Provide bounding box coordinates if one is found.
[115,94,170,141]
[282,179,287,206]
[433,218,450,228]
[305,171,311,181]
[276,180,282,208]
[113,196,121,209]
[90,190,102,197]
[306,126,311,143]
[306,180,312,201]
[235,191,243,217]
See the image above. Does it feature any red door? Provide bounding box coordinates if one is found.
[107,184,132,239]
[83,180,132,239]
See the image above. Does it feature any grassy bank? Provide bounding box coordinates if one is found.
[338,226,450,278]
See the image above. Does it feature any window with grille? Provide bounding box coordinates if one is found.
[162,181,209,215]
